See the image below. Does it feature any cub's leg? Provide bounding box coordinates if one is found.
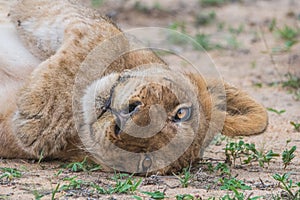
[0,0,40,158]
[9,0,121,159]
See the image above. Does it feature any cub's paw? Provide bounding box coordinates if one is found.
[13,108,73,159]
[12,76,72,159]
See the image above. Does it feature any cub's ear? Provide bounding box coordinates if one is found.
[222,83,268,136]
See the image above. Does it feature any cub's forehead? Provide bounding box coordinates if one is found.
[118,65,193,88]
[111,66,197,109]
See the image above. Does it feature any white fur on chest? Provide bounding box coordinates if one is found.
[0,1,40,73]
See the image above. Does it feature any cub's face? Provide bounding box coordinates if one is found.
[81,66,208,174]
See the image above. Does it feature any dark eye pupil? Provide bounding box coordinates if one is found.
[178,109,184,115]
[175,109,185,119]
[128,101,142,113]
[173,107,191,122]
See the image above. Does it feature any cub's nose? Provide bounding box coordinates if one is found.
[112,110,129,136]
[111,102,141,136]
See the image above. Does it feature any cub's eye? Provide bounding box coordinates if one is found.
[128,101,142,114]
[173,107,192,122]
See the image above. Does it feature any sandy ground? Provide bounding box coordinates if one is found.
[1,0,300,199]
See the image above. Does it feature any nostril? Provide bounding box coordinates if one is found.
[114,124,121,135]
[112,110,127,136]
[115,116,122,135]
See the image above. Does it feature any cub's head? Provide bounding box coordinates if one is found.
[80,64,267,175]
[81,64,213,174]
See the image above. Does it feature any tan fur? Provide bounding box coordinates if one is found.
[0,0,268,174]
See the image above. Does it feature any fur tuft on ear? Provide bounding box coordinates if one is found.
[222,83,268,136]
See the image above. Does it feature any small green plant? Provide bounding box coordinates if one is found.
[282,140,296,169]
[225,140,247,166]
[245,149,279,167]
[253,82,263,88]
[217,192,261,200]
[266,107,286,115]
[0,195,8,200]
[134,1,164,13]
[200,0,226,6]
[277,25,298,42]
[275,25,299,51]
[91,0,104,7]
[208,174,261,200]
[214,162,231,175]
[63,157,101,172]
[111,172,130,181]
[60,176,87,191]
[168,21,186,32]
[225,140,279,167]
[51,183,60,200]
[33,190,44,200]
[204,162,215,173]
[294,90,300,101]
[153,2,162,11]
[268,18,277,32]
[54,169,63,177]
[90,183,108,194]
[226,35,240,50]
[0,167,22,180]
[211,133,227,146]
[219,177,252,191]
[111,175,142,194]
[176,194,200,200]
[132,195,143,200]
[290,121,300,131]
[213,176,262,200]
[228,24,244,35]
[250,60,256,68]
[92,174,142,194]
[282,73,300,100]
[194,33,219,50]
[273,173,300,199]
[283,73,300,89]
[272,44,293,53]
[195,11,216,26]
[167,22,187,45]
[37,150,44,165]
[133,1,151,13]
[173,167,193,188]
[217,22,225,31]
[60,175,142,195]
[141,191,166,199]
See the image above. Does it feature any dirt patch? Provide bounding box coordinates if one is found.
[1,0,300,199]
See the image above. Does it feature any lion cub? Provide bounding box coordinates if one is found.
[0,0,267,174]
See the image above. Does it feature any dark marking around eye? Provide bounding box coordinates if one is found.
[128,101,142,114]
[97,95,112,120]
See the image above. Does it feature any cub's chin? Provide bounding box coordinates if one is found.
[80,66,208,174]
